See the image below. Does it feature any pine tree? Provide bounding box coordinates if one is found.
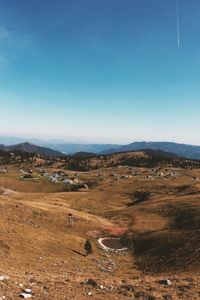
[84,239,93,256]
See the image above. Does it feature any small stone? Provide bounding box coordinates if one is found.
[0,276,9,281]
[20,293,32,299]
[99,285,104,290]
[82,279,98,287]
[88,292,92,296]
[121,284,134,292]
[23,289,32,294]
[158,279,172,286]
[121,279,127,284]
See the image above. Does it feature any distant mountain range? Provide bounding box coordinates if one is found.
[0,137,200,160]
[42,143,121,154]
[0,142,63,157]
[0,136,121,154]
[101,141,200,160]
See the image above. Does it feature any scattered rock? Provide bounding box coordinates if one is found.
[158,279,172,286]
[99,285,104,290]
[121,279,128,284]
[121,284,135,292]
[20,289,32,299]
[23,289,32,294]
[20,293,32,299]
[0,275,9,281]
[107,285,114,291]
[81,278,98,287]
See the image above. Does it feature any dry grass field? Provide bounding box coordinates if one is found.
[0,157,200,299]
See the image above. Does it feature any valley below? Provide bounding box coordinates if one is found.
[0,151,200,299]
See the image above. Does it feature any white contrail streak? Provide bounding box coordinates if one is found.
[176,0,180,47]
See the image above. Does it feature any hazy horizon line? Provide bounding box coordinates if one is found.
[0,134,200,147]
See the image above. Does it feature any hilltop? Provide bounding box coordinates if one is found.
[1,137,200,159]
[0,142,63,157]
[61,149,200,172]
[1,147,200,172]
[100,141,200,160]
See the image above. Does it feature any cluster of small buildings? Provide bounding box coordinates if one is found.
[145,169,178,180]
[95,166,180,182]
[36,168,82,185]
[96,171,135,181]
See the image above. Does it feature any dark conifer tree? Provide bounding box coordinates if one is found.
[84,239,93,256]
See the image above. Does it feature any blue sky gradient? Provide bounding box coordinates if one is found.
[0,0,200,144]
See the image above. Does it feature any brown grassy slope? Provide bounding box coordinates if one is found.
[0,165,200,299]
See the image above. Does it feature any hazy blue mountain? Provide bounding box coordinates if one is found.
[0,137,121,154]
[1,136,200,160]
[1,142,63,157]
[101,141,200,160]
[40,143,121,154]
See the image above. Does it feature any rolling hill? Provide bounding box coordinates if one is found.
[0,142,63,157]
[101,141,200,160]
[1,137,200,160]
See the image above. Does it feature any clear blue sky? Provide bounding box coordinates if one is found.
[0,0,200,144]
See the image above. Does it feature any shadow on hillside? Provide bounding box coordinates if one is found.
[127,191,152,206]
[133,204,200,274]
[166,203,200,230]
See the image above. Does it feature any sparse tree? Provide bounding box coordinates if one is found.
[84,239,93,256]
